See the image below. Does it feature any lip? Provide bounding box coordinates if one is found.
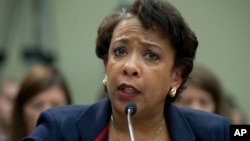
[117,83,141,100]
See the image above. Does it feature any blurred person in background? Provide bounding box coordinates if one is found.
[174,64,230,118]
[226,94,247,124]
[8,64,72,141]
[0,79,20,141]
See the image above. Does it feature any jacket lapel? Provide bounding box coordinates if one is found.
[165,104,196,141]
[76,98,111,141]
[75,98,196,141]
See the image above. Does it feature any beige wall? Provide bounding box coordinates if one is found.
[1,0,249,122]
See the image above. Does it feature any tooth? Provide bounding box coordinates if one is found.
[124,88,135,93]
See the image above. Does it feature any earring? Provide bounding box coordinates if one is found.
[169,87,177,97]
[102,75,107,86]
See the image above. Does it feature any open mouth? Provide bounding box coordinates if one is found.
[118,83,141,96]
[118,84,140,94]
[122,87,138,93]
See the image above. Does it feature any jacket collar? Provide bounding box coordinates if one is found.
[75,97,196,141]
[165,103,196,141]
[76,98,111,140]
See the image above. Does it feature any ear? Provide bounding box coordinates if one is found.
[171,66,184,89]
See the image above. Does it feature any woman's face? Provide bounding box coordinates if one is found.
[175,84,216,113]
[23,86,68,134]
[0,82,19,127]
[104,17,183,118]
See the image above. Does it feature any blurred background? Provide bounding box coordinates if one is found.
[0,0,249,123]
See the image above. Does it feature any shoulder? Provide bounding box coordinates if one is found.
[177,106,229,126]
[38,104,92,132]
[176,106,229,140]
[44,104,90,121]
[43,98,108,123]
[23,98,110,141]
[22,105,91,141]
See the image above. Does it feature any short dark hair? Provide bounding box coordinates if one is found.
[96,0,198,102]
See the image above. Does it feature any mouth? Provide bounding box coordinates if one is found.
[117,83,140,99]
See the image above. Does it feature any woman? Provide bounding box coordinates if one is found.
[174,64,230,117]
[226,94,247,124]
[23,0,229,141]
[9,64,72,141]
[0,79,20,141]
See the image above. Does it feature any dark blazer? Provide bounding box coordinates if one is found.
[23,97,229,141]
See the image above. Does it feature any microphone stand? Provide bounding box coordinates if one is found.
[127,108,135,141]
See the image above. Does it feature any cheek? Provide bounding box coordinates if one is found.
[106,59,118,73]
[208,101,216,113]
[52,94,68,106]
[106,61,121,85]
[23,106,40,133]
[145,70,171,92]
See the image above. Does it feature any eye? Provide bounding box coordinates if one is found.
[145,51,159,60]
[52,101,64,107]
[113,47,126,56]
[200,99,209,107]
[30,102,43,111]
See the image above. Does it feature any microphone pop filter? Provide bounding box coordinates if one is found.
[125,102,137,116]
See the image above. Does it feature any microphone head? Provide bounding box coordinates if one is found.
[125,102,137,116]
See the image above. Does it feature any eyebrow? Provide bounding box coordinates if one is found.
[141,41,163,52]
[113,38,163,51]
[113,38,129,45]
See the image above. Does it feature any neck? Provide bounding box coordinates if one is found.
[110,114,167,141]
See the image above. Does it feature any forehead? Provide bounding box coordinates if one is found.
[183,85,214,99]
[112,16,162,39]
[27,86,65,103]
[111,17,173,49]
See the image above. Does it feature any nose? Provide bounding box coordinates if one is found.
[122,56,141,77]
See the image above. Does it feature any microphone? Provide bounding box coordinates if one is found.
[125,102,137,116]
[125,102,137,141]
